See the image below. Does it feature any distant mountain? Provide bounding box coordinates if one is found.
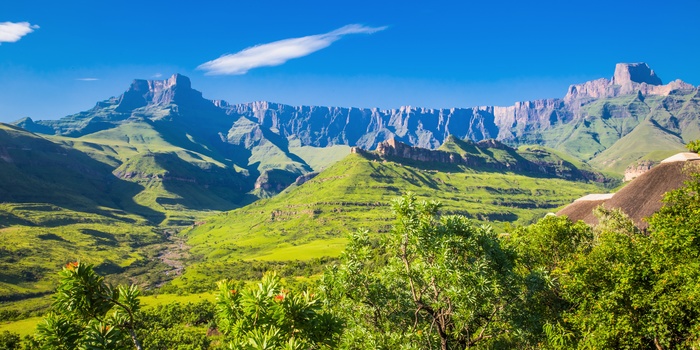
[0,123,155,218]
[16,63,699,178]
[14,75,349,221]
[218,63,697,171]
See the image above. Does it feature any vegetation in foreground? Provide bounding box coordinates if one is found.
[4,162,699,348]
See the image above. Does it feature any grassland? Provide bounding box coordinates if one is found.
[589,120,687,173]
[514,92,699,174]
[0,203,162,299]
[176,152,604,289]
[0,292,217,337]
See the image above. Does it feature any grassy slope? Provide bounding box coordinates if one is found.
[550,94,644,160]
[287,138,351,172]
[177,152,603,288]
[50,121,256,225]
[0,204,161,299]
[0,124,165,299]
[589,120,687,173]
[0,292,217,336]
[521,91,698,174]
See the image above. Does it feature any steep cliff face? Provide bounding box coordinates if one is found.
[375,138,463,164]
[116,74,202,112]
[222,63,697,156]
[612,62,662,86]
[564,63,695,104]
[15,63,700,177]
[223,102,500,149]
[367,138,607,182]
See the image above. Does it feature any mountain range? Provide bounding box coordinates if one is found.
[15,62,699,178]
[1,61,698,298]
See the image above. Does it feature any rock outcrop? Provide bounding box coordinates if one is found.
[116,74,202,112]
[564,63,695,104]
[624,160,656,181]
[376,138,463,164]
[365,138,606,182]
[612,62,662,86]
[15,63,700,182]
[294,172,318,186]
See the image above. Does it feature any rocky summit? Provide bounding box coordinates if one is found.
[612,62,663,86]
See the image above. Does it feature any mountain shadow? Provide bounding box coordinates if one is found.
[0,123,165,224]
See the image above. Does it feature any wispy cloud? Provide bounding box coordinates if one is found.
[0,22,39,44]
[197,24,388,75]
[76,78,99,81]
[152,73,163,78]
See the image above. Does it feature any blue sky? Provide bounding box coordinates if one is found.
[1,0,699,122]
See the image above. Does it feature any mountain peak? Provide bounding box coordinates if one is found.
[612,62,662,86]
[165,73,191,90]
[116,73,202,112]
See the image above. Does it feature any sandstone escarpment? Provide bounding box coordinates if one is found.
[376,138,463,164]
[564,63,695,104]
[117,74,203,112]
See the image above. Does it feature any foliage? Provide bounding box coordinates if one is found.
[136,300,215,349]
[644,170,700,348]
[35,262,143,350]
[551,171,700,349]
[556,208,654,348]
[215,272,341,349]
[687,139,700,153]
[138,326,211,350]
[0,330,21,350]
[322,193,520,349]
[505,215,593,346]
[138,300,215,329]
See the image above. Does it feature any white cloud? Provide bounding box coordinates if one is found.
[152,73,163,78]
[197,24,387,75]
[0,22,39,44]
[76,78,99,81]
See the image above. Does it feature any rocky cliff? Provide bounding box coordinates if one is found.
[624,160,656,181]
[221,63,697,152]
[16,64,700,177]
[365,138,607,182]
[564,63,695,104]
[116,74,202,112]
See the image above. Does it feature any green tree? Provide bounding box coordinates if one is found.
[686,139,700,153]
[215,272,341,349]
[644,169,700,348]
[557,208,654,349]
[35,262,143,350]
[505,215,593,347]
[0,330,21,350]
[323,193,519,349]
[552,169,700,349]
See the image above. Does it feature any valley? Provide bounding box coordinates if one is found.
[0,62,699,348]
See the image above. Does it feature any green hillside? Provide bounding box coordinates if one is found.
[0,121,355,300]
[177,151,604,289]
[0,124,165,300]
[0,203,162,299]
[521,92,699,173]
[589,120,687,173]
